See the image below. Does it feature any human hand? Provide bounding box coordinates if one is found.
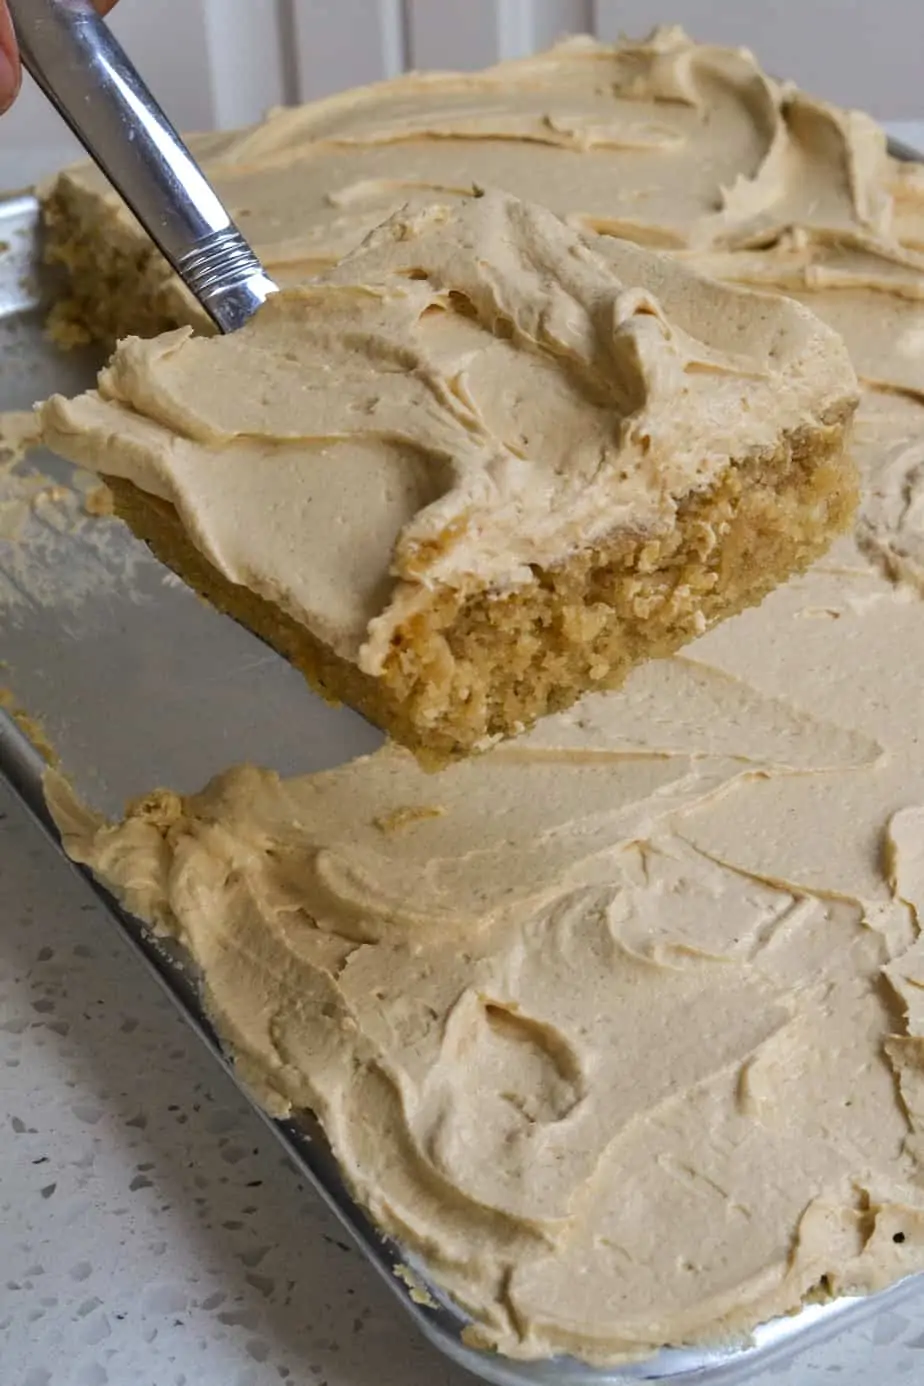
[0,0,120,113]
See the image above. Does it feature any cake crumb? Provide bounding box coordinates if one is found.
[0,409,42,470]
[83,483,114,517]
[393,1262,438,1308]
[45,302,93,350]
[0,687,58,765]
[124,787,185,830]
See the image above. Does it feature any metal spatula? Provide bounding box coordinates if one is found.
[9,0,277,332]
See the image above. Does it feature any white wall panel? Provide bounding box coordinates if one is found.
[529,0,594,49]
[201,0,288,129]
[405,0,526,69]
[591,1,924,119]
[0,0,921,193]
[285,0,405,99]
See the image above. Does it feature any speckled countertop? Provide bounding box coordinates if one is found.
[3,120,924,1386]
[0,777,467,1386]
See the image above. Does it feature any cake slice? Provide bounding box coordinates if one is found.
[39,192,858,763]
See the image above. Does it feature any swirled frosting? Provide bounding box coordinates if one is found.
[41,24,924,1368]
[50,548,924,1361]
[45,24,918,316]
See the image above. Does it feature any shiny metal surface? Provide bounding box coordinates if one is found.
[0,144,922,1382]
[8,0,276,332]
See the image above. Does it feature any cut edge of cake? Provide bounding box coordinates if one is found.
[96,418,857,767]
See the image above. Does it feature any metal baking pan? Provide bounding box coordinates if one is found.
[1,142,921,1382]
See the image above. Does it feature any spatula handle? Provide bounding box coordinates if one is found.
[10,0,276,331]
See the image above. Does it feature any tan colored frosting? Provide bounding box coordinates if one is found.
[46,25,905,312]
[40,25,924,1369]
[39,190,855,670]
[50,537,924,1361]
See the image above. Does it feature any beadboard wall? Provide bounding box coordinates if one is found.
[2,0,922,188]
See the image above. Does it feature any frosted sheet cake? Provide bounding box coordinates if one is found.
[38,26,923,344]
[40,191,858,761]
[31,22,924,1370]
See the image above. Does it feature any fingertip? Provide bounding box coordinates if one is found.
[0,45,20,116]
[0,0,19,112]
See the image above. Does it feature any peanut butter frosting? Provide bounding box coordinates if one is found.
[39,191,855,671]
[50,539,924,1363]
[38,24,924,1370]
[43,25,922,323]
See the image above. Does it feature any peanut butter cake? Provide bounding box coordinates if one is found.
[29,21,924,1370]
[40,191,858,761]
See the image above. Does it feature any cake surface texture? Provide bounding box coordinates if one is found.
[31,23,924,1369]
[40,189,858,759]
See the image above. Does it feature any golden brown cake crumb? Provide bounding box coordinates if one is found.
[82,483,114,517]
